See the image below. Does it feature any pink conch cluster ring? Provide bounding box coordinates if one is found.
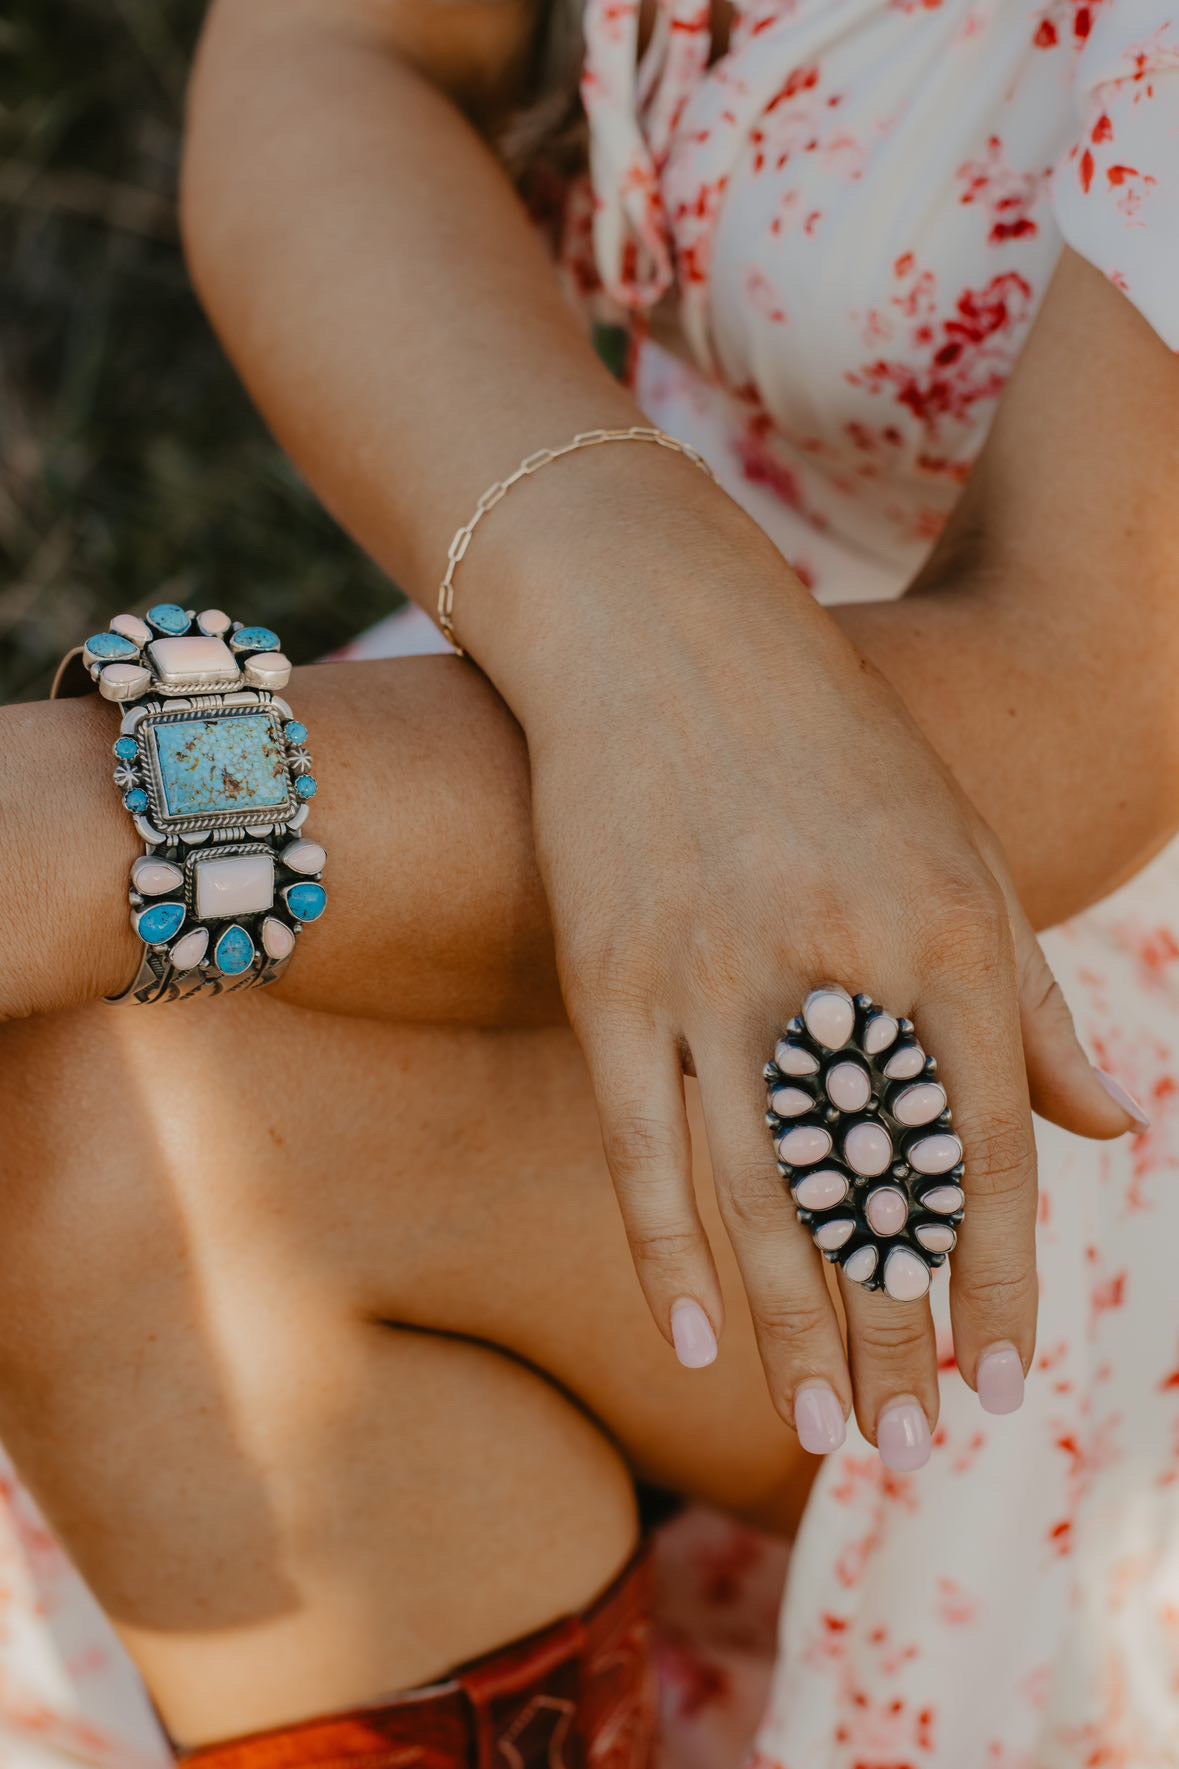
[765,985,965,1300]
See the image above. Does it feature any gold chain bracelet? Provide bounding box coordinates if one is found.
[436,426,716,655]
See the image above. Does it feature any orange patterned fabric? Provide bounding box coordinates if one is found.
[177,1549,657,1769]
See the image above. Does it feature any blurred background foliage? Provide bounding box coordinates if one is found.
[0,0,401,702]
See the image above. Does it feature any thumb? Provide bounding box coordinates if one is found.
[1009,896,1149,1140]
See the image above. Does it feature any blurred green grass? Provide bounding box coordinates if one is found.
[0,0,401,703]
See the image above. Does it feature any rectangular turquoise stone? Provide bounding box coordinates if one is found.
[150,713,290,821]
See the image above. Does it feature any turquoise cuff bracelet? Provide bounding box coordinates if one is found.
[52,605,327,1006]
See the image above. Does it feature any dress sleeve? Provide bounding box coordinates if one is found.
[1051,4,1179,350]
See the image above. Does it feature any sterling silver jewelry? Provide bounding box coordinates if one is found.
[53,605,327,1006]
[765,985,964,1300]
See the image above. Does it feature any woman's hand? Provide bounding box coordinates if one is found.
[459,449,1139,1450]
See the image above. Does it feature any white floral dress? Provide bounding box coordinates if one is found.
[1,4,1177,1767]
[568,1,1179,1765]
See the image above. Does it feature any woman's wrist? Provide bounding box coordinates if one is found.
[0,697,141,1020]
[448,440,819,721]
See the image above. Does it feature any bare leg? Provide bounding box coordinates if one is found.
[0,995,812,1747]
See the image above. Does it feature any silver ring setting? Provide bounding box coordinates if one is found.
[765,984,964,1300]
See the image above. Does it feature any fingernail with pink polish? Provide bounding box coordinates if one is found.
[877,1397,931,1472]
[1093,1067,1151,1132]
[670,1299,718,1369]
[794,1382,847,1455]
[977,1342,1025,1415]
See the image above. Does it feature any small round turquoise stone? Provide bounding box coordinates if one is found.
[146,603,191,635]
[86,632,139,661]
[295,774,318,800]
[124,787,149,814]
[113,736,139,761]
[284,720,308,746]
[137,901,186,945]
[231,626,280,654]
[214,924,256,976]
[285,882,327,924]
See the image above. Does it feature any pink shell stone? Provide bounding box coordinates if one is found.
[793,1169,849,1211]
[98,661,151,702]
[883,1247,932,1301]
[813,1218,855,1251]
[909,1134,963,1175]
[884,1044,926,1081]
[169,927,209,973]
[770,1085,813,1118]
[826,1061,871,1113]
[110,613,150,647]
[802,987,855,1050]
[863,1013,898,1056]
[773,1039,819,1077]
[843,1121,892,1177]
[866,1186,909,1237]
[920,1184,965,1214]
[777,1125,833,1167]
[915,1223,957,1253]
[282,839,327,876]
[197,608,232,636]
[892,1082,947,1126]
[262,917,296,962]
[132,856,183,897]
[842,1244,878,1284]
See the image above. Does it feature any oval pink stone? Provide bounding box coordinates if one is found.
[770,1085,813,1118]
[920,1184,965,1214]
[884,1043,926,1081]
[802,987,855,1051]
[843,1121,892,1177]
[863,1013,898,1056]
[843,1244,878,1284]
[866,1186,908,1237]
[793,1169,849,1211]
[892,1082,947,1126]
[884,1247,932,1301]
[915,1223,957,1253]
[774,1039,819,1077]
[813,1218,855,1251]
[908,1134,963,1175]
[777,1125,833,1167]
[826,1061,871,1113]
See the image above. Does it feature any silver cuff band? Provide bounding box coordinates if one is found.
[54,605,327,1006]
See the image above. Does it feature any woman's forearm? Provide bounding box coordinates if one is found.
[4,604,1173,1031]
[181,0,649,651]
[836,590,1178,931]
[0,661,554,1027]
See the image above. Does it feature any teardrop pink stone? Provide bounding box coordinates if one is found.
[814,1218,855,1251]
[866,1186,908,1237]
[884,1044,925,1081]
[915,1223,956,1253]
[843,1244,878,1284]
[883,1247,932,1301]
[774,1040,819,1076]
[920,1184,965,1214]
[802,987,855,1050]
[770,1085,813,1118]
[863,1013,898,1056]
